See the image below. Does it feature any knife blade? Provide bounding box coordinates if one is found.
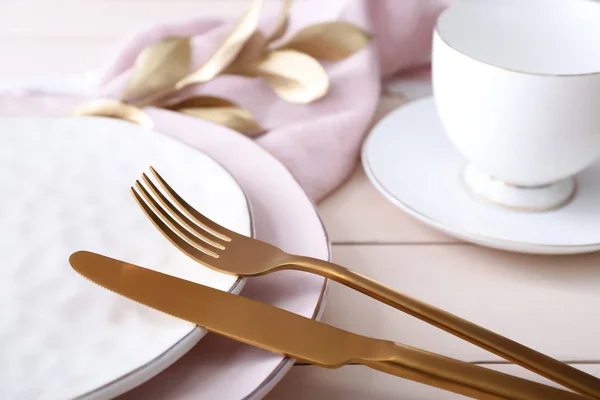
[69,251,585,400]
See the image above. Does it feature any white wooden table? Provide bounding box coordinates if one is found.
[2,1,598,398]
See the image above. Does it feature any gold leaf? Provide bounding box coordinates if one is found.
[168,96,263,136]
[278,21,371,61]
[266,0,293,44]
[70,99,154,128]
[223,31,268,76]
[255,50,329,103]
[176,0,264,89]
[121,37,191,103]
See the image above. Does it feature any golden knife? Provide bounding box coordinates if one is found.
[69,251,588,400]
[128,166,600,400]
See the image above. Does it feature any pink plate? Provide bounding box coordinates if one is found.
[0,95,329,400]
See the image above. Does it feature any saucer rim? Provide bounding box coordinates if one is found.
[361,97,600,255]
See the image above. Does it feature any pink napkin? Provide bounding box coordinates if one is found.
[97,0,452,201]
[3,0,452,201]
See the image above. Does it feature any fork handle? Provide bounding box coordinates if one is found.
[289,256,600,399]
[361,342,585,400]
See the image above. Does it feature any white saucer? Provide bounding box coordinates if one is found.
[362,97,600,255]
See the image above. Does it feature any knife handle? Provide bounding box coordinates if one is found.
[360,341,584,400]
[289,256,600,399]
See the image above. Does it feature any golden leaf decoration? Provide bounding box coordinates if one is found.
[277,21,371,61]
[120,37,191,103]
[70,99,154,128]
[266,0,293,44]
[70,0,374,132]
[168,96,263,136]
[254,50,329,103]
[176,0,264,89]
[224,31,268,76]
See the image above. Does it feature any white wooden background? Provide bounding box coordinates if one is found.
[2,1,599,398]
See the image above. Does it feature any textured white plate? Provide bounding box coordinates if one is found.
[363,97,600,254]
[0,117,251,400]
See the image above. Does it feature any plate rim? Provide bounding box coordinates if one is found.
[242,198,330,400]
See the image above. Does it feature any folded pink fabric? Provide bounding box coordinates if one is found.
[94,0,452,201]
[6,0,452,201]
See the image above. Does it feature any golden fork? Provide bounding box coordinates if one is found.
[131,167,600,400]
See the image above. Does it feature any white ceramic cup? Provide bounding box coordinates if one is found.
[432,0,600,211]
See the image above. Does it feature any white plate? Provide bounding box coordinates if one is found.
[363,97,600,254]
[0,117,251,400]
[0,77,329,400]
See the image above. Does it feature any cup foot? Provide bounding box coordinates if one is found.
[463,164,576,212]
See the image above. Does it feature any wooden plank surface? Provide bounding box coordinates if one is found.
[1,1,598,399]
[267,364,600,399]
[319,165,457,244]
[322,244,600,362]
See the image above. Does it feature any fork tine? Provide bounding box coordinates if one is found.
[136,178,225,251]
[149,166,233,242]
[132,182,220,259]
[131,187,221,269]
[141,173,227,250]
